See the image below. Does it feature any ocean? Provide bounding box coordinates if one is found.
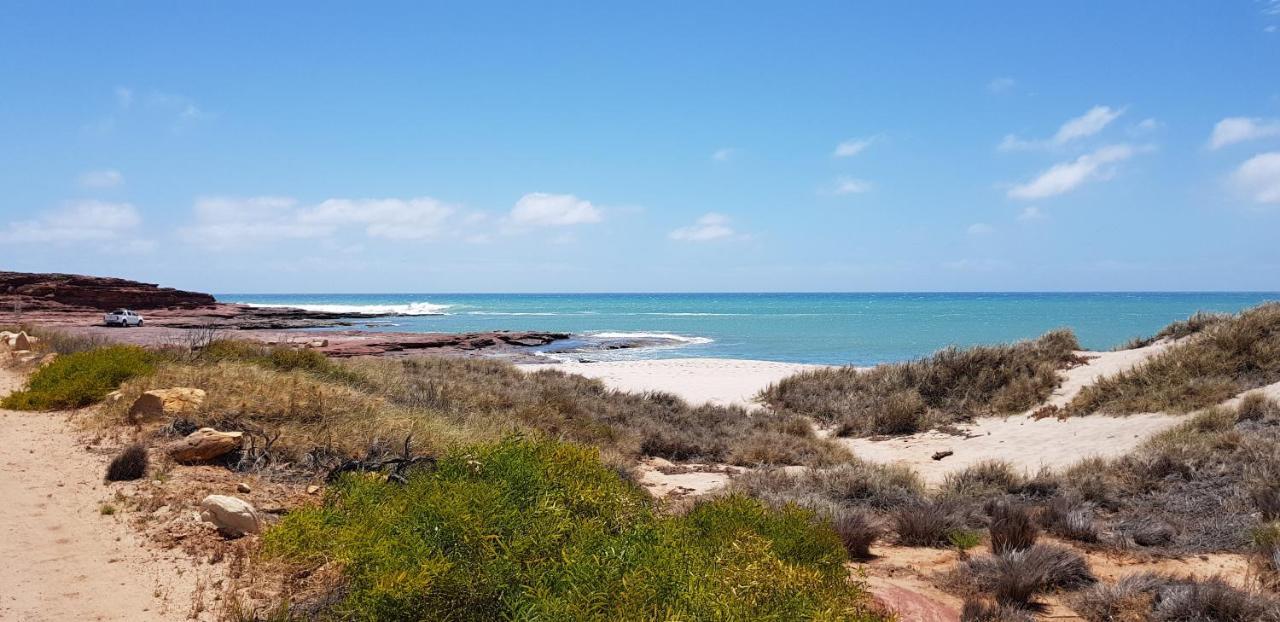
[220,292,1279,366]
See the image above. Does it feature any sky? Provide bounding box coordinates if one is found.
[2,2,1279,293]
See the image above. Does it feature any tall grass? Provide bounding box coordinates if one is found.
[1070,302,1280,415]
[761,329,1080,436]
[263,437,884,621]
[2,345,154,410]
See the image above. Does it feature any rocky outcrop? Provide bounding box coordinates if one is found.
[199,495,261,537]
[1,271,216,312]
[165,428,243,463]
[128,388,206,422]
[315,331,569,357]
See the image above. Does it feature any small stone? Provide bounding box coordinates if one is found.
[236,482,252,493]
[306,485,321,495]
[198,495,261,537]
[165,428,242,463]
[129,387,206,421]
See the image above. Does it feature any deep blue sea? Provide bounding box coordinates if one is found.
[218,293,1279,366]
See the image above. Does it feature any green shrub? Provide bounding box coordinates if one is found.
[264,437,883,621]
[2,345,154,410]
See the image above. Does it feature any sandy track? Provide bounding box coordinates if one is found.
[0,367,206,621]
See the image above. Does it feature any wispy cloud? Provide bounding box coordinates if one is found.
[0,200,142,244]
[1230,151,1280,205]
[987,77,1015,94]
[180,195,460,247]
[823,176,873,196]
[669,213,741,242]
[711,147,736,162]
[1208,117,1280,150]
[77,169,124,188]
[966,223,994,235]
[833,137,874,158]
[1008,144,1140,200]
[1017,206,1047,221]
[999,105,1125,151]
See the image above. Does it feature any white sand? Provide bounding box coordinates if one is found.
[521,357,829,409]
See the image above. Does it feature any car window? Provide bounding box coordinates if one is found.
[111,309,126,314]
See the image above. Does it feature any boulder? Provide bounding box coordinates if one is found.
[165,427,242,463]
[198,495,261,537]
[306,339,329,348]
[128,388,206,421]
[12,332,33,350]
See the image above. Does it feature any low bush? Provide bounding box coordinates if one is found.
[942,461,1026,498]
[960,598,1035,622]
[988,502,1038,554]
[762,329,1080,436]
[2,345,154,410]
[263,436,884,621]
[731,461,925,513]
[1070,302,1280,416]
[1071,572,1280,621]
[833,509,882,560]
[105,443,149,481]
[893,498,967,547]
[952,543,1094,609]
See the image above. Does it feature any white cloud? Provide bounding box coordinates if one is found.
[301,198,455,239]
[825,176,873,196]
[967,223,994,235]
[1017,206,1047,221]
[1133,118,1162,133]
[181,195,461,247]
[999,105,1124,151]
[1008,144,1138,200]
[987,77,1015,94]
[833,137,874,158]
[669,213,739,242]
[711,147,736,162]
[77,169,124,188]
[1208,117,1280,150]
[507,193,602,227]
[0,200,141,243]
[1230,152,1280,204]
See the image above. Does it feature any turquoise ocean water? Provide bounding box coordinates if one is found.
[220,293,1279,366]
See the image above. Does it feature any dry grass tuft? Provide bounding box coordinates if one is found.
[1070,573,1280,621]
[1070,302,1280,416]
[987,501,1038,555]
[960,598,1036,622]
[832,509,883,560]
[762,329,1080,436]
[1116,310,1231,350]
[950,543,1094,609]
[105,443,149,481]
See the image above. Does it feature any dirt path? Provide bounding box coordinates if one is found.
[0,367,207,621]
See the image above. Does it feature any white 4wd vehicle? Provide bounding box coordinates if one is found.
[104,309,144,327]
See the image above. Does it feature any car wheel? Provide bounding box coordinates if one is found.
[137,320,143,327]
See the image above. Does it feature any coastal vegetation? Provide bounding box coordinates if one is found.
[1069,302,1280,415]
[1,344,154,410]
[262,437,881,620]
[760,329,1081,436]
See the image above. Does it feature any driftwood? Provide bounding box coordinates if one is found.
[326,435,436,484]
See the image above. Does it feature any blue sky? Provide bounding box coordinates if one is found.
[2,2,1279,293]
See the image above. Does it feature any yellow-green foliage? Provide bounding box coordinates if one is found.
[762,329,1080,436]
[1070,302,1280,415]
[264,437,883,621]
[2,345,154,410]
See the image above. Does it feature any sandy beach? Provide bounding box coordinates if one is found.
[522,357,831,409]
